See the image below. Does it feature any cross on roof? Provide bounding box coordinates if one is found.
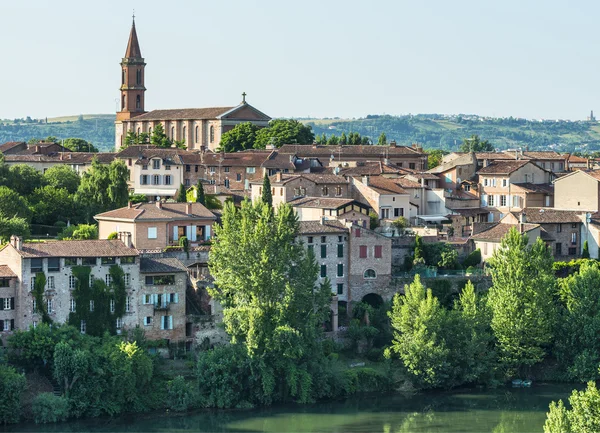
[242,92,247,104]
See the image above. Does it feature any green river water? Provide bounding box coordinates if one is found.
[2,384,578,433]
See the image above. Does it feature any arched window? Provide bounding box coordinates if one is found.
[322,186,328,196]
[171,127,175,140]
[122,69,126,85]
[195,125,199,144]
[210,125,214,143]
[183,126,186,141]
[363,269,377,279]
[121,94,126,110]
[136,95,141,109]
[136,69,142,85]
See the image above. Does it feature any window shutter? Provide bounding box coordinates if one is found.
[0,299,4,311]
[186,226,193,240]
[205,225,211,240]
[0,320,3,330]
[140,175,143,185]
[173,226,179,241]
[10,319,14,330]
[169,316,173,330]
[190,226,197,242]
[160,317,165,330]
[174,293,179,303]
[10,297,15,310]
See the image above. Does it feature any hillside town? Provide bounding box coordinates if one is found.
[3,12,600,432]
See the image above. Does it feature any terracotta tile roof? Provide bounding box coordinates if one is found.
[566,154,589,163]
[447,208,489,218]
[13,240,139,258]
[263,173,348,185]
[95,202,216,221]
[288,196,356,209]
[359,176,408,195]
[132,107,234,121]
[405,172,440,181]
[124,20,142,58]
[511,183,554,194]
[0,141,26,153]
[337,161,407,176]
[520,208,584,224]
[393,177,424,189]
[471,223,539,242]
[522,151,566,160]
[3,152,116,164]
[261,151,299,169]
[278,144,425,157]
[0,265,17,278]
[202,150,271,167]
[477,160,530,175]
[428,152,476,174]
[298,219,348,235]
[140,257,187,273]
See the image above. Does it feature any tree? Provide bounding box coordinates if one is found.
[58,224,98,240]
[426,149,448,169]
[261,175,272,207]
[327,135,339,145]
[0,216,30,242]
[218,122,259,152]
[378,132,387,146]
[208,200,331,403]
[53,341,89,398]
[459,134,494,152]
[0,365,26,425]
[107,160,129,209]
[43,165,80,194]
[386,275,450,388]
[544,381,600,433]
[339,132,347,145]
[582,240,590,258]
[62,138,98,153]
[76,158,129,220]
[29,186,76,226]
[176,184,187,203]
[391,216,409,234]
[0,186,31,221]
[150,123,172,148]
[195,180,205,205]
[413,235,425,265]
[555,262,600,381]
[487,227,556,375]
[7,164,43,196]
[254,119,315,149]
[369,212,379,230]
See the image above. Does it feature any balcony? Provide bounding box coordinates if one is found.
[153,302,170,311]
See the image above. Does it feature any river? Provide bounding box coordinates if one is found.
[2,384,577,433]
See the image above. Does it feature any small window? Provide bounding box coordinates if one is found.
[152,159,161,169]
[82,257,97,266]
[47,258,60,272]
[246,167,256,174]
[47,276,55,290]
[69,275,76,289]
[364,269,377,279]
[31,258,43,273]
[144,316,152,326]
[321,236,327,243]
[236,173,242,181]
[322,186,328,196]
[47,298,53,314]
[105,274,112,285]
[165,175,172,185]
[124,273,131,287]
[337,244,344,258]
[210,125,215,143]
[186,165,191,172]
[126,297,132,313]
[557,224,562,233]
[121,256,136,264]
[335,186,342,196]
[374,245,383,258]
[337,283,344,295]
[148,227,158,239]
[165,165,171,171]
[409,163,416,170]
[224,167,230,173]
[161,315,173,330]
[359,245,368,258]
[89,300,95,312]
[321,245,327,259]
[101,257,116,265]
[110,299,115,313]
[195,126,199,144]
[337,263,344,277]
[307,236,313,244]
[80,320,86,334]
[320,265,327,278]
[70,299,76,313]
[65,258,77,266]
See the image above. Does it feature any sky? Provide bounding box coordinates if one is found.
[1,0,598,120]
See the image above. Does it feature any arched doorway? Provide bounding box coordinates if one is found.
[361,293,384,308]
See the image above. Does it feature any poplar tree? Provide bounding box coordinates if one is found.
[195,180,205,205]
[261,175,272,207]
[176,184,187,203]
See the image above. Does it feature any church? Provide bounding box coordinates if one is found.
[115,19,271,151]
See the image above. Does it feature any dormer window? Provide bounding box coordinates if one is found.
[322,186,329,196]
[152,159,160,170]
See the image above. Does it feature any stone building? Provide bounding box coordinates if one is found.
[114,19,271,151]
[0,265,18,338]
[288,197,370,226]
[350,175,411,221]
[95,201,216,250]
[554,170,600,212]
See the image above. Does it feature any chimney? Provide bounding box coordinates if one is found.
[275,172,282,183]
[156,201,162,209]
[362,175,369,186]
[320,215,327,225]
[118,232,133,248]
[35,145,40,153]
[60,152,64,161]
[390,141,397,148]
[312,144,317,149]
[186,202,193,215]
[127,201,132,209]
[10,235,22,250]
[519,212,526,233]
[483,159,489,168]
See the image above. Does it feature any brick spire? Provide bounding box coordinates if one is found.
[124,17,142,59]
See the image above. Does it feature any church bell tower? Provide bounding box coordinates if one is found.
[117,16,146,121]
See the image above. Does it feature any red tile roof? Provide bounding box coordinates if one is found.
[471,223,539,242]
[95,202,216,221]
[359,176,408,195]
[0,265,17,278]
[477,160,531,175]
[288,196,356,209]
[132,107,235,121]
[7,240,139,258]
[278,144,425,157]
[298,219,348,235]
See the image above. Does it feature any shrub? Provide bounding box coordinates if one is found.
[462,249,482,268]
[344,367,391,394]
[32,393,69,424]
[582,240,590,259]
[167,376,193,412]
[107,232,118,240]
[0,365,26,424]
[366,348,384,362]
[369,212,379,230]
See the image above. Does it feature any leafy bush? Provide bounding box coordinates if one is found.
[369,212,379,230]
[462,249,482,268]
[544,381,600,433]
[0,365,26,424]
[107,232,118,240]
[344,367,391,394]
[366,348,384,362]
[58,224,98,240]
[167,376,194,412]
[32,393,69,424]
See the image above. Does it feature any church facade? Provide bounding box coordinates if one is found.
[115,20,271,152]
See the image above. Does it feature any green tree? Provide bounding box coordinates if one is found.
[555,262,600,381]
[544,381,600,433]
[261,175,273,207]
[150,123,172,148]
[0,365,26,425]
[378,132,387,145]
[53,341,90,397]
[76,159,129,220]
[413,235,425,265]
[29,186,76,226]
[208,200,331,403]
[218,122,259,152]
[7,164,43,196]
[195,180,205,205]
[62,138,98,152]
[426,149,448,169]
[386,275,450,388]
[0,186,31,221]
[582,240,590,258]
[327,135,339,145]
[487,227,556,375]
[459,134,494,152]
[43,165,80,194]
[369,211,379,230]
[58,224,98,240]
[254,119,315,149]
[339,132,347,145]
[107,160,129,209]
[176,184,187,203]
[0,216,30,242]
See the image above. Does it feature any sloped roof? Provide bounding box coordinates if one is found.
[520,208,584,224]
[428,152,476,174]
[203,150,271,167]
[263,173,348,185]
[471,223,539,242]
[511,183,554,194]
[0,265,17,278]
[95,202,216,221]
[124,20,142,58]
[298,219,348,235]
[278,144,426,157]
[566,154,589,163]
[140,257,187,273]
[5,240,139,258]
[393,177,424,189]
[477,160,530,175]
[359,176,408,195]
[288,196,356,209]
[132,107,234,121]
[0,141,26,153]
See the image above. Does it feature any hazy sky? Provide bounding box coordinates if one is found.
[1,0,598,120]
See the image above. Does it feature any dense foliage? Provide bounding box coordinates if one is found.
[0,365,26,425]
[544,381,600,433]
[217,119,315,152]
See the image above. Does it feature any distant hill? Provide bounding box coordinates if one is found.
[302,114,600,153]
[3,113,600,154]
[0,114,115,152]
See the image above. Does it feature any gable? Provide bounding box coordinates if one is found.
[219,104,272,121]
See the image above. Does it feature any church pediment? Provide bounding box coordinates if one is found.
[218,104,272,122]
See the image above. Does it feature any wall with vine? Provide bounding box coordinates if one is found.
[68,265,127,336]
[32,272,52,324]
